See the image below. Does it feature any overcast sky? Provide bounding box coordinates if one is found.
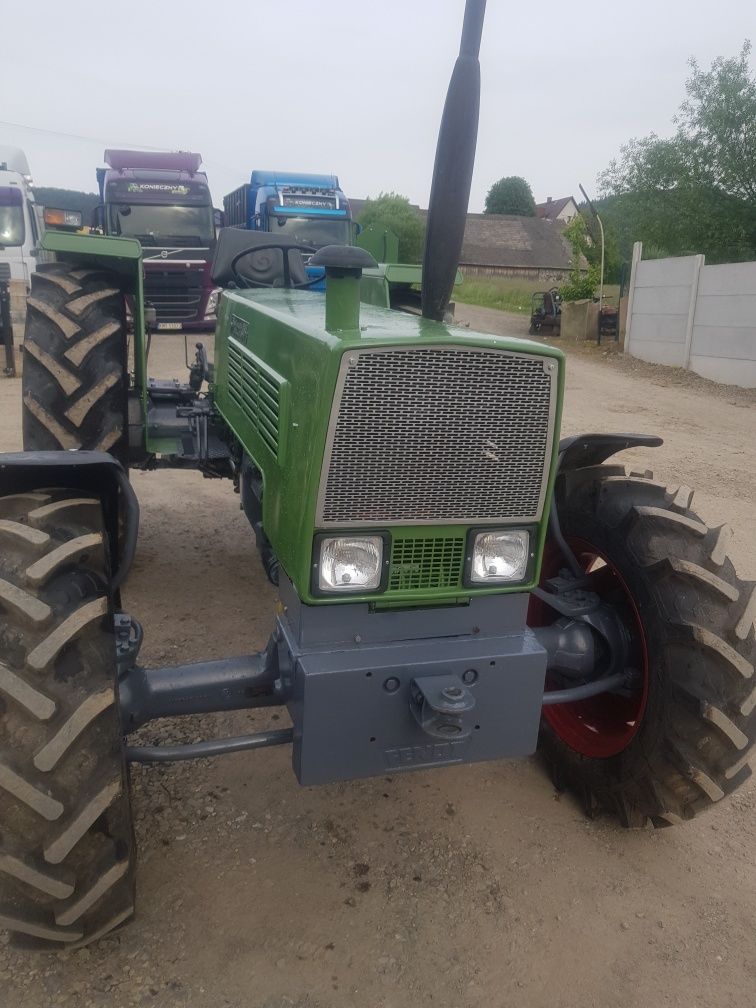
[1,1,752,211]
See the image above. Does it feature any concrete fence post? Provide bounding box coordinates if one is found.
[624,241,642,352]
[682,254,705,370]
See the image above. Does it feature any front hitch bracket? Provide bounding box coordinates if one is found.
[409,674,477,740]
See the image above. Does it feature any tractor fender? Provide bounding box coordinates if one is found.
[556,433,663,474]
[0,450,138,591]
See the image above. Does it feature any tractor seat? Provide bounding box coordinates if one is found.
[210,228,310,288]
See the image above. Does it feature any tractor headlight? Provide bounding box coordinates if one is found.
[469,530,530,584]
[317,535,384,593]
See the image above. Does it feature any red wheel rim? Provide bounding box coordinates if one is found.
[531,536,649,758]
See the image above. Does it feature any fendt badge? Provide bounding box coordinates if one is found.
[383,739,471,769]
[229,314,249,342]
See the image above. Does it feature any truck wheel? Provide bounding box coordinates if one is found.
[534,465,756,827]
[0,489,135,949]
[22,264,129,467]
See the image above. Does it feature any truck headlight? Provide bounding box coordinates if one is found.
[205,287,222,316]
[317,535,384,593]
[469,530,529,583]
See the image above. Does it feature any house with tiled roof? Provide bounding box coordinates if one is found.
[535,195,579,223]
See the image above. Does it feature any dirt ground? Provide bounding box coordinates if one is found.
[1,310,755,1008]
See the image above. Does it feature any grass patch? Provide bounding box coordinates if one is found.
[454,275,552,314]
[454,274,621,315]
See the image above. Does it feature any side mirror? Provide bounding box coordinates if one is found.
[90,204,105,230]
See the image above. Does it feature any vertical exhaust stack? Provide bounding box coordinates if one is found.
[421,0,486,322]
[309,245,378,336]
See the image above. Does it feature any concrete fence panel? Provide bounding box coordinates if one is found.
[691,262,756,386]
[625,247,756,388]
[625,254,701,368]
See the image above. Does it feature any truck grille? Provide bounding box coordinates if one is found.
[144,272,203,322]
[317,346,556,526]
[388,535,465,592]
[227,338,282,458]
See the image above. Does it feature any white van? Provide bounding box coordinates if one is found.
[0,146,41,289]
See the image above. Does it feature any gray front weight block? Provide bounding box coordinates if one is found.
[277,577,547,786]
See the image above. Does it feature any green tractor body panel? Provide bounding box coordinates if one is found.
[359,264,422,309]
[355,225,400,265]
[359,264,462,311]
[36,229,565,610]
[40,230,149,415]
[213,287,564,607]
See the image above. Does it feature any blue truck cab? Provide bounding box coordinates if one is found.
[222,171,353,287]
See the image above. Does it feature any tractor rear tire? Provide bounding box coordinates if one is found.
[22,263,129,468]
[537,465,756,827]
[0,488,135,949]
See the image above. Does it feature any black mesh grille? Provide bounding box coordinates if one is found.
[319,346,555,525]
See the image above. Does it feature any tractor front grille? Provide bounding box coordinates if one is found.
[317,345,557,526]
[388,535,465,592]
[227,338,282,458]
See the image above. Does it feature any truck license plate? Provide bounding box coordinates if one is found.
[157,322,182,331]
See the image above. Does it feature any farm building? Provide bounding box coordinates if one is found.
[457,213,577,281]
[350,198,578,282]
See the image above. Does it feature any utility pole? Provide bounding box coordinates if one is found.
[579,183,604,309]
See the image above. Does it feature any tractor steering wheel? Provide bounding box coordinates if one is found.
[230,243,321,290]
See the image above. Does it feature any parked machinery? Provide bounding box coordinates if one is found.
[2,0,754,951]
[528,287,561,336]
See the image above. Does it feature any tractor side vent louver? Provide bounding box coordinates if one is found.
[227,338,282,458]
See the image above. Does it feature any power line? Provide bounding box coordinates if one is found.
[0,119,242,180]
[0,120,172,152]
[0,119,256,195]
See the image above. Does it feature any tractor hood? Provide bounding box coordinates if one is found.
[213,288,564,606]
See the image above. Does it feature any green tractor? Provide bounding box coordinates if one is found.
[1,0,754,951]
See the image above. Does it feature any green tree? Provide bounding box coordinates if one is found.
[357,192,425,263]
[558,214,599,301]
[599,42,756,263]
[569,206,623,283]
[484,176,536,216]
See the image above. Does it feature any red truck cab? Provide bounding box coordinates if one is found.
[97,150,219,330]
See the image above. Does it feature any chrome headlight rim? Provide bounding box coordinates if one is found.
[463,526,535,587]
[311,531,390,597]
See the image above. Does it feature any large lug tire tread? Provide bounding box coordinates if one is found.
[22,263,128,467]
[0,490,135,950]
[538,464,756,828]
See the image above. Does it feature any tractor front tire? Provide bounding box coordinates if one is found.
[537,465,756,827]
[0,489,135,949]
[22,263,129,467]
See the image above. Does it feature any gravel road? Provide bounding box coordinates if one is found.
[1,309,755,1008]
